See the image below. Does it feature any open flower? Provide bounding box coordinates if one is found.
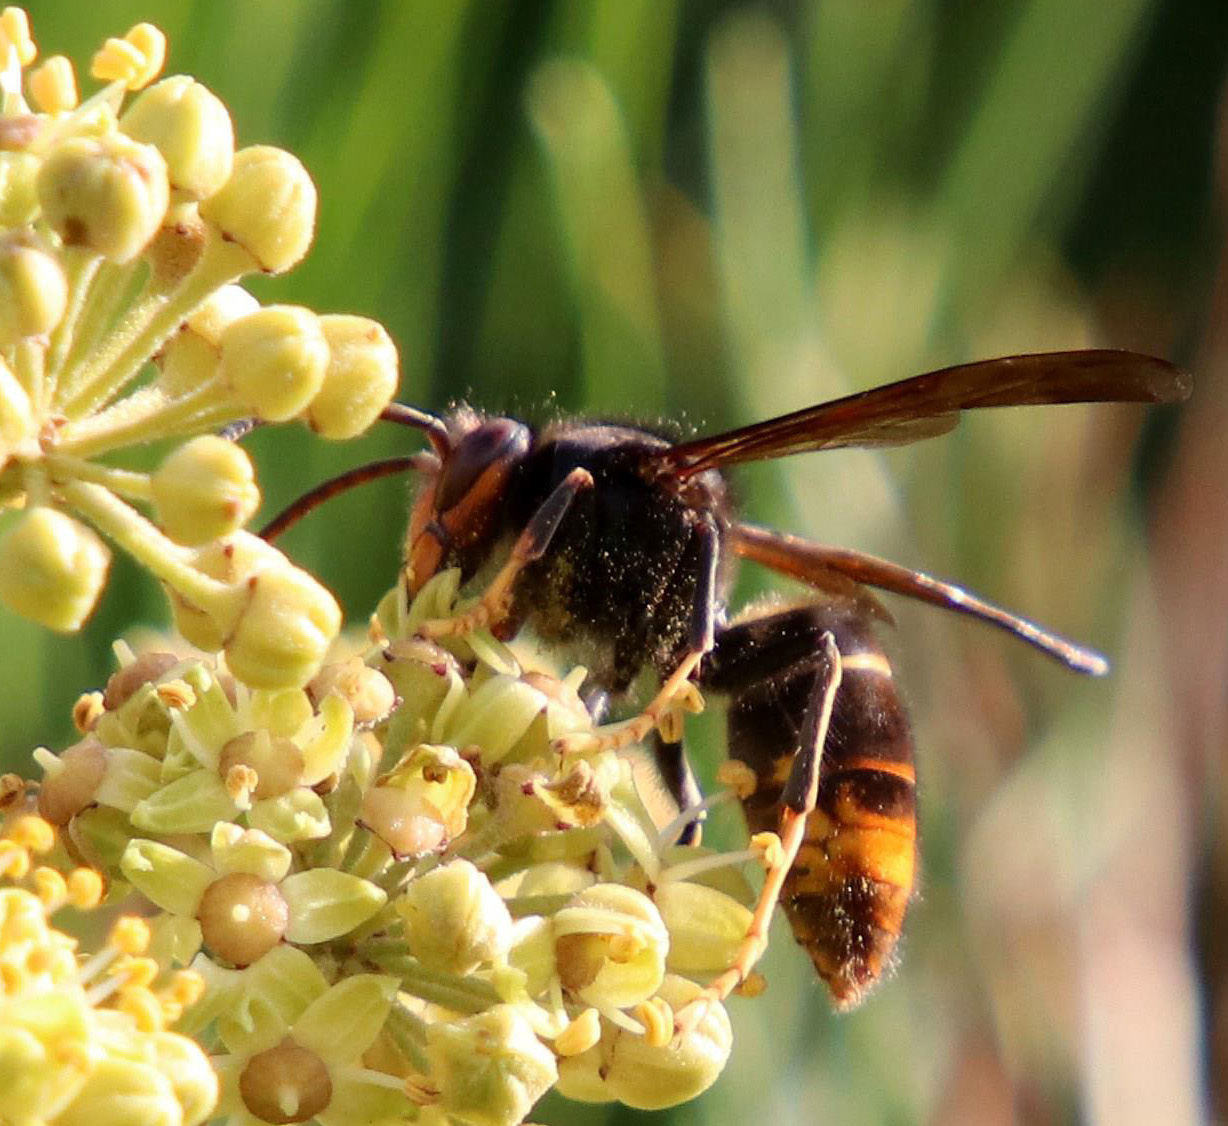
[207,946,403,1126]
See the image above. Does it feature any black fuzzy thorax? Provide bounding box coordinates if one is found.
[503,423,732,694]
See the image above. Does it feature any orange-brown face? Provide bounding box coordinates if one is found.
[404,415,532,592]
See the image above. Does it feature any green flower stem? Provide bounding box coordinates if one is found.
[57,478,230,607]
[347,829,397,882]
[58,258,143,385]
[45,454,152,501]
[55,379,241,459]
[56,231,254,418]
[43,247,102,396]
[384,1004,431,1074]
[380,955,501,1014]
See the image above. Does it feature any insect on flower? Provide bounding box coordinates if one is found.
[258,349,1191,1013]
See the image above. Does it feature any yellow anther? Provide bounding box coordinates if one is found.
[67,867,104,909]
[91,36,143,87]
[554,1007,601,1057]
[0,961,24,993]
[0,840,30,879]
[117,984,163,1033]
[112,954,158,989]
[224,762,259,803]
[736,970,767,998]
[9,814,55,853]
[169,968,206,1007]
[0,8,35,67]
[123,23,166,89]
[108,914,151,956]
[608,932,645,962]
[31,866,66,907]
[155,679,196,709]
[715,759,758,799]
[71,691,104,733]
[749,831,784,870]
[25,944,55,977]
[159,998,183,1024]
[92,24,166,91]
[634,995,674,1047]
[28,55,77,114]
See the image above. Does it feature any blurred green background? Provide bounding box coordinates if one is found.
[9,1,1228,1123]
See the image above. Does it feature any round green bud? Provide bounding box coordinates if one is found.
[396,859,513,974]
[120,75,235,202]
[0,234,68,346]
[218,304,328,422]
[156,284,258,396]
[0,507,110,631]
[426,1005,558,1126]
[151,434,260,545]
[198,145,316,274]
[303,315,399,439]
[36,133,170,263]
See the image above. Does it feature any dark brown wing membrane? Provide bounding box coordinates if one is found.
[732,523,1109,675]
[656,351,1191,476]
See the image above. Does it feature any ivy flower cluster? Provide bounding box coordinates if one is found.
[32,567,756,1125]
[6,13,776,1125]
[0,8,398,689]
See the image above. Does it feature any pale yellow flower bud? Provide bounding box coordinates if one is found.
[121,76,235,201]
[0,151,40,227]
[396,859,513,974]
[151,434,260,545]
[166,531,283,650]
[198,145,316,273]
[37,133,169,263]
[303,315,399,439]
[427,1005,558,1126]
[0,234,68,345]
[156,284,258,396]
[149,1030,218,1126]
[0,507,109,630]
[0,357,36,460]
[218,304,328,422]
[221,556,341,690]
